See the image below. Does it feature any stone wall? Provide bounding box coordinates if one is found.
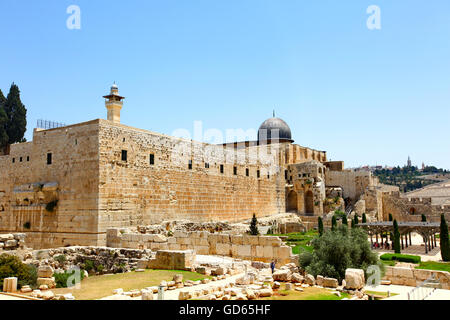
[325,170,377,201]
[383,266,450,290]
[107,229,294,265]
[382,192,450,223]
[97,120,286,230]
[0,121,102,249]
[0,233,26,251]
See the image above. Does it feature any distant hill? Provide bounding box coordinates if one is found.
[373,166,450,193]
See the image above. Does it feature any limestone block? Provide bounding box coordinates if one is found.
[263,246,273,258]
[106,228,120,238]
[231,235,243,245]
[0,234,14,241]
[173,231,188,238]
[273,270,292,282]
[323,278,339,288]
[274,246,291,259]
[142,290,154,300]
[4,240,18,248]
[256,246,264,257]
[236,245,252,257]
[285,283,294,291]
[3,277,18,293]
[194,245,210,255]
[291,273,304,283]
[316,275,324,286]
[179,291,191,301]
[173,274,183,283]
[38,265,54,278]
[37,277,56,289]
[345,269,365,290]
[392,267,414,279]
[305,274,315,286]
[258,288,273,297]
[216,243,231,256]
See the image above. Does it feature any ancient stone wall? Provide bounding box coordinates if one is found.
[284,144,327,164]
[107,229,294,265]
[0,121,102,249]
[383,266,450,290]
[325,170,377,201]
[97,120,286,230]
[382,192,450,223]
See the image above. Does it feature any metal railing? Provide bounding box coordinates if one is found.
[37,119,66,130]
[407,275,441,300]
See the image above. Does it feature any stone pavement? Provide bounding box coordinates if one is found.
[365,284,450,300]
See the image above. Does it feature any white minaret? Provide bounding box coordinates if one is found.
[103,83,125,124]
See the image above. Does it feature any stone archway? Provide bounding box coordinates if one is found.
[305,190,314,214]
[286,191,298,213]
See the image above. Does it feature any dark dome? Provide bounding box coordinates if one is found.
[258,117,293,143]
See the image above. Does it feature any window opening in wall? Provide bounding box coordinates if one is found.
[12,158,15,163]
[189,160,193,170]
[27,156,30,162]
[246,168,249,177]
[121,150,127,162]
[220,164,224,174]
[234,166,237,175]
[47,153,52,165]
[150,154,155,165]
[20,157,22,162]
[205,162,210,169]
[257,170,260,178]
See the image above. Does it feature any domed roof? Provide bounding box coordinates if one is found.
[258,116,293,143]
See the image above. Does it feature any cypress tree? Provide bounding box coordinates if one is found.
[421,214,427,222]
[249,214,259,236]
[342,215,348,227]
[4,83,27,145]
[389,213,393,222]
[440,215,450,262]
[318,217,324,236]
[331,216,337,231]
[354,215,359,226]
[362,213,367,224]
[393,220,401,254]
[351,219,355,228]
[0,89,8,152]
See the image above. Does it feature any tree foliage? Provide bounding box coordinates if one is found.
[440,215,450,262]
[0,89,8,151]
[0,254,37,289]
[318,217,324,237]
[299,227,382,282]
[2,83,27,147]
[331,216,337,231]
[393,220,401,254]
[249,214,259,236]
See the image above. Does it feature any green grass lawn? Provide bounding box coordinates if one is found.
[365,290,399,300]
[416,261,450,273]
[261,287,350,301]
[270,230,318,254]
[51,269,210,300]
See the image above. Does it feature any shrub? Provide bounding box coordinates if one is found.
[54,269,85,288]
[0,254,37,289]
[303,227,383,282]
[299,251,313,269]
[342,215,348,227]
[380,253,421,264]
[389,214,393,222]
[45,200,58,212]
[96,264,104,273]
[362,213,367,224]
[83,260,95,272]
[331,216,337,231]
[441,215,450,262]
[54,255,66,264]
[421,214,427,222]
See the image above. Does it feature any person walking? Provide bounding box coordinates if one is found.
[270,260,276,274]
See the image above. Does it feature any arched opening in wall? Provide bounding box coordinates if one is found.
[305,191,314,214]
[286,191,298,213]
[410,208,416,215]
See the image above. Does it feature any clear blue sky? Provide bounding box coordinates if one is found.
[1,0,449,169]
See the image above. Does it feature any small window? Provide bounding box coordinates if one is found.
[27,156,30,162]
[12,158,15,163]
[205,162,210,169]
[267,174,270,179]
[123,138,126,142]
[121,150,127,162]
[246,168,249,177]
[75,139,77,145]
[257,170,260,178]
[188,160,193,170]
[233,167,237,175]
[150,154,155,165]
[220,165,224,174]
[19,157,22,162]
[47,153,52,165]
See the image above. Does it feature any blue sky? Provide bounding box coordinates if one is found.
[1,0,449,168]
